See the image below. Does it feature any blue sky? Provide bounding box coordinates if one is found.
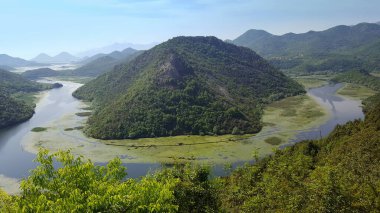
[1,0,380,59]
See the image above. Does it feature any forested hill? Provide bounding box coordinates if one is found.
[0,69,52,93]
[232,22,380,74]
[0,69,57,128]
[73,36,304,139]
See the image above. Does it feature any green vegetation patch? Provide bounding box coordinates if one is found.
[75,112,92,117]
[294,77,330,89]
[337,83,376,100]
[264,137,283,145]
[11,92,38,108]
[31,127,47,132]
[333,70,380,92]
[51,76,95,84]
[24,93,329,165]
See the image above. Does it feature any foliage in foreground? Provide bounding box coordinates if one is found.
[18,149,178,212]
[0,150,219,212]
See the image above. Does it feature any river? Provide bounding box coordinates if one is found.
[0,81,365,192]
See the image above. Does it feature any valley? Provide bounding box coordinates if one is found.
[0,3,379,209]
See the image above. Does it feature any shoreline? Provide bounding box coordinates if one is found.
[22,89,331,164]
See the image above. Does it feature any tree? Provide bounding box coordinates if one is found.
[18,149,178,212]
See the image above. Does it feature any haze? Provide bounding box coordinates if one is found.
[1,0,380,58]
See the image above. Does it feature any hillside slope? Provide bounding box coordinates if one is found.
[74,36,304,139]
[219,92,380,211]
[232,23,380,73]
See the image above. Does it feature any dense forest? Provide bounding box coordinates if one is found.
[232,23,380,74]
[333,69,380,91]
[1,92,379,212]
[73,36,304,139]
[0,69,58,128]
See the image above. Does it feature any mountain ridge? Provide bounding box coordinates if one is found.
[0,54,41,67]
[31,52,79,64]
[232,22,380,73]
[70,48,142,77]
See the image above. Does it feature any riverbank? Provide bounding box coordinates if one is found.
[23,89,329,164]
[337,83,376,100]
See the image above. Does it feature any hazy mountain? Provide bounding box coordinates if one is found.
[73,36,304,139]
[77,42,158,57]
[70,48,142,77]
[0,54,41,67]
[0,65,14,71]
[79,53,107,65]
[21,68,61,80]
[31,52,79,64]
[232,23,380,73]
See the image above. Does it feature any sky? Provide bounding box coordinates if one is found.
[1,0,380,59]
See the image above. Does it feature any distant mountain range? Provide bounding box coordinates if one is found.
[69,48,142,77]
[76,42,158,57]
[31,52,80,64]
[21,48,142,78]
[0,54,41,68]
[231,22,380,74]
